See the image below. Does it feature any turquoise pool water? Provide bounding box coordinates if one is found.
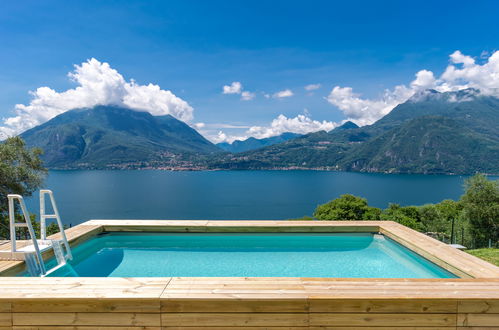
[42,233,456,278]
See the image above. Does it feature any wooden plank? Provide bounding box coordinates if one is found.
[309,313,457,327]
[12,299,160,313]
[0,313,11,327]
[458,313,499,326]
[163,328,308,330]
[161,313,309,327]
[309,328,456,330]
[0,302,11,313]
[162,299,308,313]
[458,300,499,313]
[380,222,499,278]
[12,312,160,326]
[12,327,161,330]
[309,299,457,313]
[0,278,171,299]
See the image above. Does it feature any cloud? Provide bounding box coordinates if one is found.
[247,114,336,138]
[211,114,337,143]
[327,85,413,126]
[241,91,255,101]
[273,89,294,98]
[326,50,499,126]
[222,81,242,94]
[304,83,321,91]
[193,122,205,129]
[0,58,193,138]
[212,131,228,144]
[222,81,256,101]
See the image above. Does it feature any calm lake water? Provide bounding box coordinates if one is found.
[25,170,497,226]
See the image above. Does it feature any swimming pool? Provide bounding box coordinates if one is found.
[37,232,456,278]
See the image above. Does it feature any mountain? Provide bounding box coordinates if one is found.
[335,121,359,130]
[21,105,221,168]
[217,132,302,153]
[209,89,499,174]
[339,116,499,174]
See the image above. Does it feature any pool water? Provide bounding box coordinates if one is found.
[41,233,457,278]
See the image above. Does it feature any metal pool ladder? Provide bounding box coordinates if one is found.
[8,190,73,277]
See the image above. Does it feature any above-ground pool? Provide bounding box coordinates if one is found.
[37,232,456,278]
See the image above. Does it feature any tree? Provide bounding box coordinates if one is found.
[381,204,423,231]
[460,174,499,248]
[0,137,47,239]
[313,194,381,220]
[419,200,464,242]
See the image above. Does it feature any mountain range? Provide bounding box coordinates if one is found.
[217,132,303,153]
[209,89,499,174]
[18,89,499,174]
[20,105,219,168]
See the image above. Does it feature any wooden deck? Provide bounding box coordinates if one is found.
[0,220,498,329]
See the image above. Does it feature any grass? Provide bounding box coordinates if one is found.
[466,248,499,266]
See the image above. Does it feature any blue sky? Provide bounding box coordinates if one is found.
[0,0,498,142]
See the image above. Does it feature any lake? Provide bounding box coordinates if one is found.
[25,170,496,226]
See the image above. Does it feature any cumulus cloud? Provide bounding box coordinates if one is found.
[327,85,413,126]
[0,58,193,137]
[305,83,321,91]
[211,114,337,143]
[222,81,242,94]
[273,89,294,98]
[327,50,499,126]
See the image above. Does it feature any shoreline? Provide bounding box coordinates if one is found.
[45,165,499,176]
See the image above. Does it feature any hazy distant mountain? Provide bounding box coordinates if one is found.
[217,132,302,153]
[21,105,221,168]
[209,89,499,174]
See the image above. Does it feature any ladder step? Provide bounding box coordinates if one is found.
[14,223,28,228]
[42,261,67,277]
[42,214,58,219]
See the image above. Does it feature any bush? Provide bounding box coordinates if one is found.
[313,194,382,221]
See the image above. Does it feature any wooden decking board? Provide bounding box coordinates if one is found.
[161,300,309,313]
[161,312,309,327]
[458,300,499,313]
[12,312,161,326]
[12,327,162,330]
[308,299,458,313]
[457,313,499,327]
[0,278,172,299]
[12,299,161,313]
[12,327,161,330]
[162,328,310,330]
[0,313,11,327]
[309,313,457,326]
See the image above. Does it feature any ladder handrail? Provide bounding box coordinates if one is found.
[7,194,47,275]
[40,189,72,260]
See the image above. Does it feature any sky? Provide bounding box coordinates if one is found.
[0,0,498,142]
